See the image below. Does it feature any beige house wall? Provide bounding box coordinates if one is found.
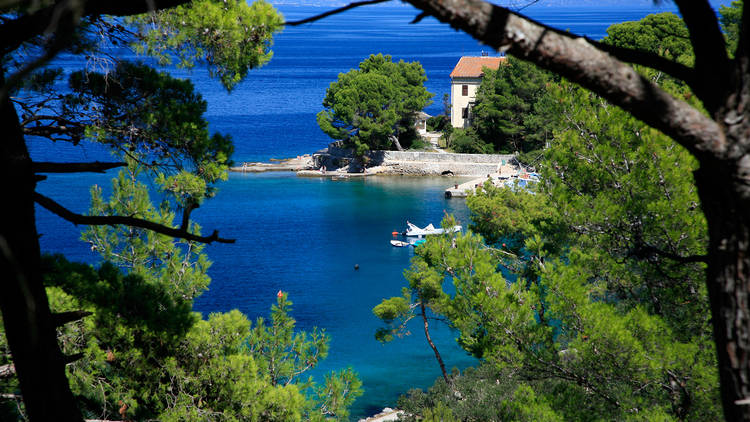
[450,77,482,128]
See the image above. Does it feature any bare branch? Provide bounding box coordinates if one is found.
[0,0,192,54]
[673,0,731,113]
[403,0,725,158]
[84,420,126,422]
[32,161,126,174]
[34,192,235,244]
[51,310,93,327]
[0,364,14,378]
[285,0,391,26]
[180,201,199,231]
[588,39,695,86]
[63,353,84,365]
[628,244,708,264]
[0,33,69,101]
[411,11,429,24]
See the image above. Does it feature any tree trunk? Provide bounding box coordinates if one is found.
[695,155,750,421]
[420,301,449,384]
[0,78,82,420]
[390,134,404,151]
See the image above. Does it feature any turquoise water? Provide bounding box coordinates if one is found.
[29,1,700,418]
[195,173,476,417]
[35,171,479,418]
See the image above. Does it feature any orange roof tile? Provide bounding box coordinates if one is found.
[449,56,505,78]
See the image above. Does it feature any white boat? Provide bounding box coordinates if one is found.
[404,221,461,237]
[390,240,410,247]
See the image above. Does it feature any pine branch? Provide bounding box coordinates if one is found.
[628,244,708,264]
[285,0,391,26]
[34,192,235,244]
[0,364,14,378]
[673,0,731,113]
[588,39,695,86]
[32,161,126,174]
[51,310,93,327]
[403,0,724,158]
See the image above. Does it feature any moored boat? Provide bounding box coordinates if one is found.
[404,221,461,237]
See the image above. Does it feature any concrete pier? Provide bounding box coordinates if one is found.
[445,175,504,198]
[230,155,313,172]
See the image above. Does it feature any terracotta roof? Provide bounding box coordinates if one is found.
[449,56,505,78]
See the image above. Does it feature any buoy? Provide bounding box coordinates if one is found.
[391,231,399,236]
[354,264,360,270]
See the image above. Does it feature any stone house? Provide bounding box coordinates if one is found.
[449,55,505,128]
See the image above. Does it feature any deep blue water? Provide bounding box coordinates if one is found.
[29,1,716,419]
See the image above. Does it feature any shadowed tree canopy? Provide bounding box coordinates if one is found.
[604,12,693,63]
[4,0,750,420]
[390,0,750,420]
[295,0,750,419]
[470,56,558,154]
[0,0,282,420]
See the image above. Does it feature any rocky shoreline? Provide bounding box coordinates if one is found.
[230,143,519,177]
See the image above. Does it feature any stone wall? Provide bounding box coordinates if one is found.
[374,150,515,164]
[312,144,517,176]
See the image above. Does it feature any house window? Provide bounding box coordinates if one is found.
[462,107,469,118]
[462,84,468,96]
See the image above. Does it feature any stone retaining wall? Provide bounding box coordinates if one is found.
[380,161,502,176]
[313,144,517,176]
[375,150,515,164]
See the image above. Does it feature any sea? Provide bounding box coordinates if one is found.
[28,0,713,419]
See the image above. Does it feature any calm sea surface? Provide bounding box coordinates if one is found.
[31,1,692,418]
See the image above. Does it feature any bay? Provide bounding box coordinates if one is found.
[29,1,702,419]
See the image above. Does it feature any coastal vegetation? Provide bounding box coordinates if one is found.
[394,77,717,420]
[397,0,750,417]
[382,6,739,421]
[0,0,361,420]
[448,57,559,157]
[2,0,750,421]
[317,54,433,157]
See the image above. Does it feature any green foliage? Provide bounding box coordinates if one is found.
[1,1,302,420]
[398,364,562,422]
[395,76,719,419]
[468,83,715,420]
[604,13,693,63]
[373,289,412,343]
[407,136,434,151]
[132,0,283,91]
[84,167,213,300]
[470,56,559,153]
[448,128,492,154]
[68,62,232,201]
[0,154,363,421]
[602,12,700,98]
[33,255,361,420]
[247,293,329,388]
[719,0,743,55]
[312,368,363,421]
[426,114,450,133]
[317,53,433,155]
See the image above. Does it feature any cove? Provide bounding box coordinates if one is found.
[193,172,477,419]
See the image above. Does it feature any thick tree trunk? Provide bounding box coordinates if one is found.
[0,80,82,420]
[420,301,449,384]
[695,155,750,421]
